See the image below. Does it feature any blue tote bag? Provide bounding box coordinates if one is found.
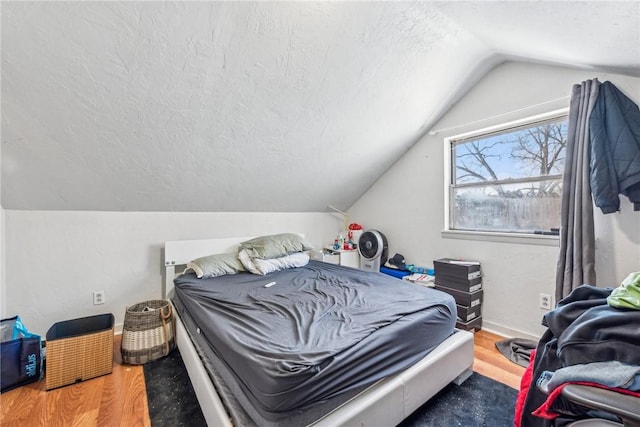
[1,316,43,392]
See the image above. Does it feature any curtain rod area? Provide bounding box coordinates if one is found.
[428,96,571,136]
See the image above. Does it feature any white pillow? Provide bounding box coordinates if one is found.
[238,249,309,276]
[237,249,261,275]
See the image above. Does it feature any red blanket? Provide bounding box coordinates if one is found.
[514,349,536,427]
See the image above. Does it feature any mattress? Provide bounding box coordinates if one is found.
[173,260,456,422]
[172,293,372,427]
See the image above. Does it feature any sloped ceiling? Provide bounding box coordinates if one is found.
[2,1,639,212]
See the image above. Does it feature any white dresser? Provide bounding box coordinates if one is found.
[310,249,360,269]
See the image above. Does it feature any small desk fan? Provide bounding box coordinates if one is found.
[358,230,388,272]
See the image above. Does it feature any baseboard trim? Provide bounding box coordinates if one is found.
[482,321,541,342]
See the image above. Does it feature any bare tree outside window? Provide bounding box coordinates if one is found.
[450,116,568,234]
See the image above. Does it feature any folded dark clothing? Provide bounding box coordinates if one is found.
[495,338,538,368]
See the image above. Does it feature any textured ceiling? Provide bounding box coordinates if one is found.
[2,1,639,212]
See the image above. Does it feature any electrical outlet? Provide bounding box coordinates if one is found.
[93,290,105,305]
[539,293,552,310]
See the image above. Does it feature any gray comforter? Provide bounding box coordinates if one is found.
[174,260,456,415]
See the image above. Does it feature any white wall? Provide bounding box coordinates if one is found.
[1,206,5,320]
[349,62,640,339]
[4,211,342,335]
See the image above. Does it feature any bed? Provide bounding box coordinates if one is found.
[163,236,474,427]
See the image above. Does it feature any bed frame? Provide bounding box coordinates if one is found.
[164,237,475,427]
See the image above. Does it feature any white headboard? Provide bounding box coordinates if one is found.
[163,236,253,298]
[163,234,306,298]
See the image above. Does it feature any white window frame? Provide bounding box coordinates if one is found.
[442,108,568,246]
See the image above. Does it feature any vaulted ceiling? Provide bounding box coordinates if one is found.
[2,1,639,212]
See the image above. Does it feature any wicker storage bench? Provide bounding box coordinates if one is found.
[45,313,114,390]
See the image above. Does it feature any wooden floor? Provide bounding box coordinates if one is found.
[0,335,149,427]
[0,329,526,426]
[473,329,526,389]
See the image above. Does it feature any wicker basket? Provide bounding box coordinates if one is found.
[121,300,175,365]
[45,313,114,390]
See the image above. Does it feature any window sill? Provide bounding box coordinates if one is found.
[441,230,559,246]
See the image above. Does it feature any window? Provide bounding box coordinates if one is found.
[446,111,568,236]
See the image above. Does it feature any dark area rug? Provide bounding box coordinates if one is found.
[399,373,518,427]
[145,350,517,427]
[143,350,207,427]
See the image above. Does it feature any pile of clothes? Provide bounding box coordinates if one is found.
[516,273,640,426]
